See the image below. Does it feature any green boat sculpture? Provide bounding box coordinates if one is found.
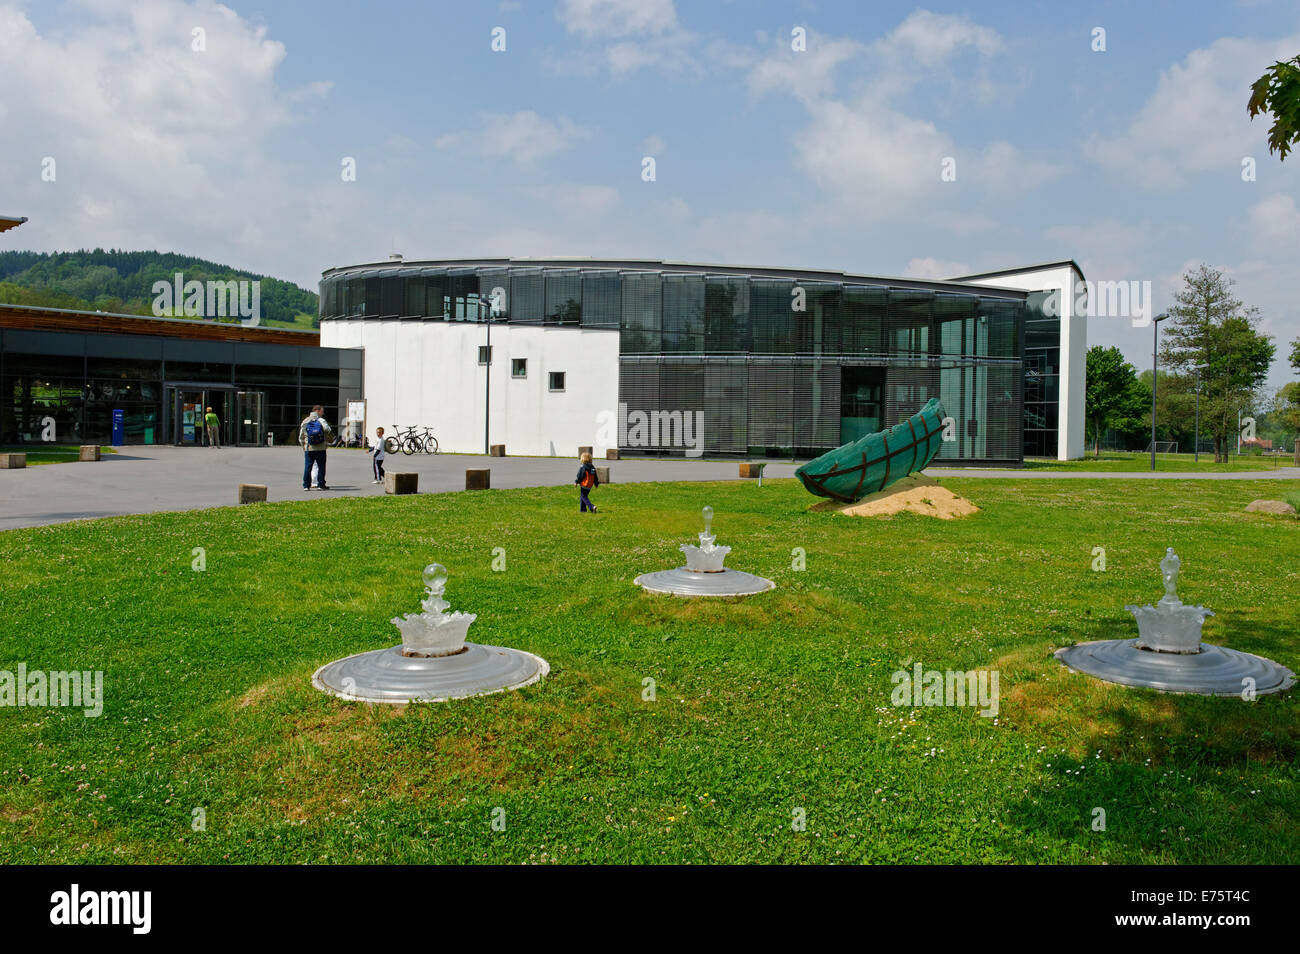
[795,398,948,503]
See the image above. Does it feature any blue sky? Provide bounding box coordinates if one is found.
[3,0,1298,387]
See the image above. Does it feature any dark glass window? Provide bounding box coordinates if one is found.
[546,270,582,325]
[403,277,425,316]
[662,275,704,353]
[620,272,661,353]
[704,276,749,353]
[510,270,545,324]
[548,371,565,391]
[750,279,794,354]
[581,271,620,327]
[887,289,932,354]
[842,284,886,354]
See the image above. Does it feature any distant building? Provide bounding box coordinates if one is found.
[318,257,1088,462]
[0,303,360,445]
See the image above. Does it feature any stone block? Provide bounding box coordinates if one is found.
[0,453,26,469]
[465,469,491,490]
[238,483,268,504]
[385,472,418,495]
[79,445,101,462]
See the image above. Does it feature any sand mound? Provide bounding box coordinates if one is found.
[808,473,978,519]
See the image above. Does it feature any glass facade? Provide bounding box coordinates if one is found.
[320,261,1029,463]
[1023,290,1060,458]
[1,327,362,446]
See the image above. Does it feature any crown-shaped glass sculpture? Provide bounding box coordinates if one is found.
[391,563,477,657]
[1124,548,1214,654]
[680,505,731,572]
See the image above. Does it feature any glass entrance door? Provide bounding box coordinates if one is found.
[171,388,204,445]
[167,387,237,445]
[236,391,266,446]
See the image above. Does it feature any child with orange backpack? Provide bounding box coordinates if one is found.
[575,452,599,513]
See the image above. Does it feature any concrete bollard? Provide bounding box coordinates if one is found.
[606,448,620,460]
[79,445,101,462]
[385,472,418,495]
[578,445,593,459]
[596,466,610,485]
[489,444,506,457]
[0,453,26,469]
[238,483,268,504]
[465,468,491,490]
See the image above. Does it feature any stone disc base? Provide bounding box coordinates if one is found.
[312,643,549,704]
[1055,639,1295,697]
[634,567,775,597]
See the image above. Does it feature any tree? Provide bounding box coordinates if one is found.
[1085,346,1146,456]
[1160,265,1274,461]
[1291,336,1300,373]
[1248,54,1300,160]
[1276,382,1300,457]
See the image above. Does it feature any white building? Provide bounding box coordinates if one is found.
[319,257,1086,461]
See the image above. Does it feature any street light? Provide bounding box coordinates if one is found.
[479,294,492,455]
[1151,312,1168,472]
[1192,363,1208,463]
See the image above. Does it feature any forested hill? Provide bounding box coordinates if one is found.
[0,250,319,328]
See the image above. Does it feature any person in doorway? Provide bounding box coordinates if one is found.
[298,405,334,491]
[204,406,221,448]
[575,452,599,513]
[371,427,387,484]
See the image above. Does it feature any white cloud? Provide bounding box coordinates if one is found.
[550,0,696,77]
[747,35,865,104]
[518,183,621,218]
[877,9,1004,66]
[746,14,1055,221]
[556,0,678,39]
[1243,193,1300,248]
[0,0,333,280]
[903,257,971,280]
[1085,33,1300,187]
[437,112,590,164]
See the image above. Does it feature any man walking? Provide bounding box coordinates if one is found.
[298,405,334,491]
[204,406,221,448]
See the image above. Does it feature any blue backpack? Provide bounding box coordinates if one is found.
[304,418,324,445]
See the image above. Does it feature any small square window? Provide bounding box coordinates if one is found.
[478,346,492,366]
[548,371,566,392]
[511,358,527,378]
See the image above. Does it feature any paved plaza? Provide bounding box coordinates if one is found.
[0,445,1295,530]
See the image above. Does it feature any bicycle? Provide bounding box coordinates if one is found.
[387,425,420,455]
[416,425,439,455]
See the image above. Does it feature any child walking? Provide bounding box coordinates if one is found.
[371,427,386,484]
[575,452,599,513]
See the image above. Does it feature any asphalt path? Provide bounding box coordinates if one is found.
[1,445,1295,530]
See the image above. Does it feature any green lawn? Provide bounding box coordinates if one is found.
[1023,451,1293,472]
[0,445,117,465]
[0,477,1297,863]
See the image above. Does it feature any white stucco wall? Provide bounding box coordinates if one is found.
[321,319,621,457]
[960,264,1087,460]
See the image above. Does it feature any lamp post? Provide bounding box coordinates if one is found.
[1150,312,1168,472]
[480,294,492,455]
[1192,363,1208,463]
